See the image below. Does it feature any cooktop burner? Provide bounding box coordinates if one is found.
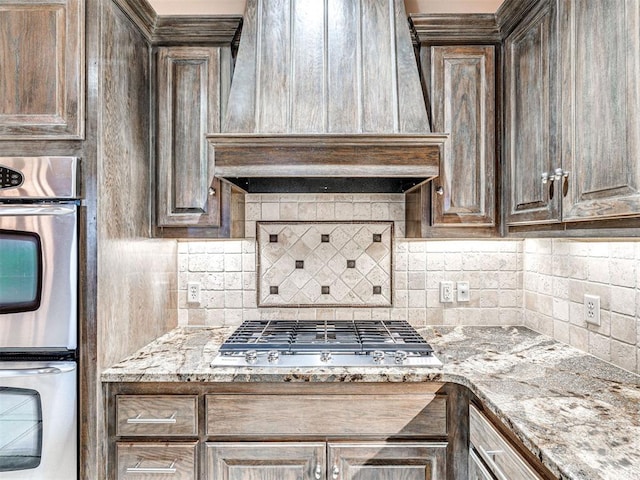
[211,320,442,367]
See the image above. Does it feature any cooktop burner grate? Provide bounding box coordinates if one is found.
[218,319,434,356]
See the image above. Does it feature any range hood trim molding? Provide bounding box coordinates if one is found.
[208,133,448,184]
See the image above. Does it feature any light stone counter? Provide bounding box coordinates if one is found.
[102,325,639,480]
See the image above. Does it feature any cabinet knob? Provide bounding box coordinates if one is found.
[541,172,549,184]
[314,463,322,479]
[332,465,340,479]
[208,187,216,196]
[435,186,444,195]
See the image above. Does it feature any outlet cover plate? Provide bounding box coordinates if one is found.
[187,282,201,305]
[457,281,470,302]
[440,281,454,303]
[584,294,600,326]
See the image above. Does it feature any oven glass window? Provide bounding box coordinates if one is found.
[0,231,42,314]
[0,387,42,471]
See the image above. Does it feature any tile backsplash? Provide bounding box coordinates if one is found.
[178,194,639,374]
[257,222,393,307]
[523,239,640,374]
[178,194,522,328]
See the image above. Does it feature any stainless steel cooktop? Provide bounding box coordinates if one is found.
[211,319,442,368]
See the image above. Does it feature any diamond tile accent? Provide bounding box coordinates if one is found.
[257,222,393,307]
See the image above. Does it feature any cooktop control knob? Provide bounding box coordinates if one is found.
[320,351,332,363]
[372,350,385,364]
[394,351,408,365]
[245,350,258,364]
[267,350,279,363]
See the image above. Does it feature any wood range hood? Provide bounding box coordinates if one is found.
[208,0,448,194]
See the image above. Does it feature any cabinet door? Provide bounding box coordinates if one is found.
[0,0,83,139]
[559,0,640,221]
[504,0,560,225]
[430,46,496,229]
[157,47,231,227]
[469,405,542,480]
[328,442,447,480]
[206,442,326,480]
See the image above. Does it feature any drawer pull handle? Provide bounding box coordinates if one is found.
[126,460,177,474]
[127,412,177,424]
[477,445,507,480]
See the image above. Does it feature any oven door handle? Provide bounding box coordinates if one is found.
[0,366,64,377]
[0,205,76,216]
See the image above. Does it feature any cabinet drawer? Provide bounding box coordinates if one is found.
[206,393,447,437]
[116,395,198,436]
[116,442,197,480]
[469,405,543,480]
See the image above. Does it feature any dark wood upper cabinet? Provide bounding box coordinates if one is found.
[0,0,83,139]
[504,0,559,226]
[430,45,496,230]
[407,16,499,238]
[505,0,640,228]
[156,46,229,229]
[559,0,640,222]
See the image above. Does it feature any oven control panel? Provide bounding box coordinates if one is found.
[0,166,23,189]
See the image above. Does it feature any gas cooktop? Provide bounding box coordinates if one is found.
[211,319,442,367]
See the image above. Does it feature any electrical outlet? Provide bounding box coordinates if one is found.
[457,281,470,302]
[187,282,201,305]
[584,294,600,326]
[440,281,454,303]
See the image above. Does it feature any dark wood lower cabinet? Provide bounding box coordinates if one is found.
[106,383,552,480]
[207,441,447,480]
[329,442,447,480]
[207,442,325,480]
[468,449,494,480]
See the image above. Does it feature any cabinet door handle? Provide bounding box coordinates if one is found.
[208,187,216,196]
[314,463,322,479]
[435,185,444,195]
[332,465,340,479]
[127,412,177,424]
[126,460,177,474]
[477,445,508,480]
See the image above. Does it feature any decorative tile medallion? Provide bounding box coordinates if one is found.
[257,222,393,307]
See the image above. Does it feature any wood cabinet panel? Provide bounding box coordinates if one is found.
[206,442,326,480]
[430,45,496,228]
[0,0,83,139]
[116,395,198,437]
[559,0,640,221]
[206,393,447,438]
[156,46,230,227]
[504,0,559,225]
[328,442,447,480]
[469,405,543,480]
[116,442,197,480]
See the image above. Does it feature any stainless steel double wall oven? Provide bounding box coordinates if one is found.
[0,157,78,479]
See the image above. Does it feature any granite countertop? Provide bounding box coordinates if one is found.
[102,325,640,480]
